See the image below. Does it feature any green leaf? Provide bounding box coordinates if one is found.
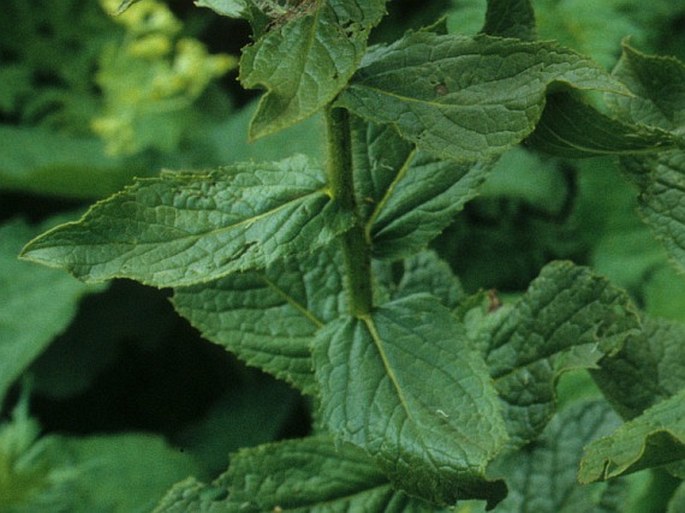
[390,250,466,309]
[336,31,627,162]
[0,401,201,513]
[0,125,149,199]
[368,152,493,260]
[194,0,248,19]
[622,150,685,271]
[21,156,353,288]
[198,100,326,164]
[592,317,685,420]
[481,0,536,41]
[579,389,685,483]
[526,92,679,158]
[312,295,508,507]
[173,376,299,475]
[239,0,388,139]
[153,474,232,513]
[607,44,685,132]
[482,261,641,446]
[0,218,105,404]
[172,244,347,393]
[48,433,203,513]
[600,46,685,271]
[668,482,685,513]
[489,400,624,513]
[349,117,493,260]
[226,436,449,512]
[534,0,646,69]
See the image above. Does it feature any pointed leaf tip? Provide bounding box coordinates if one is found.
[21,157,353,288]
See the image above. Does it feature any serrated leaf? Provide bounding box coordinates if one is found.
[337,31,627,162]
[0,218,105,404]
[622,150,685,271]
[592,317,685,420]
[607,44,685,132]
[527,92,679,158]
[596,45,685,271]
[579,389,685,483]
[481,0,535,41]
[349,117,493,260]
[240,0,388,139]
[313,295,508,507]
[390,251,465,309]
[482,261,640,447]
[21,156,353,288]
[226,436,448,512]
[489,400,623,513]
[153,474,232,513]
[172,244,347,393]
[369,152,493,260]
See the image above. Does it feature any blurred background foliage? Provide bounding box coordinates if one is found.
[1,0,685,511]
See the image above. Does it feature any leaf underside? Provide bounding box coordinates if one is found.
[579,389,685,483]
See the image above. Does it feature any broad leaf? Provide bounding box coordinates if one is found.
[21,156,353,288]
[172,245,347,393]
[350,118,493,260]
[153,474,232,513]
[173,376,298,475]
[337,31,627,162]
[225,436,448,512]
[46,434,203,513]
[527,92,679,158]
[592,317,685,420]
[607,45,685,132]
[390,250,465,309]
[481,0,536,41]
[368,152,493,260]
[239,0,387,139]
[534,0,646,69]
[622,151,685,271]
[313,295,508,506]
[0,125,148,199]
[0,218,105,403]
[1,401,201,513]
[601,46,685,271]
[579,389,685,483]
[489,400,624,513]
[482,261,640,446]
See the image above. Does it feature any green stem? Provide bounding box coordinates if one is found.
[326,106,373,317]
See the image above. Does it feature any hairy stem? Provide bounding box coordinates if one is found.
[326,106,373,317]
